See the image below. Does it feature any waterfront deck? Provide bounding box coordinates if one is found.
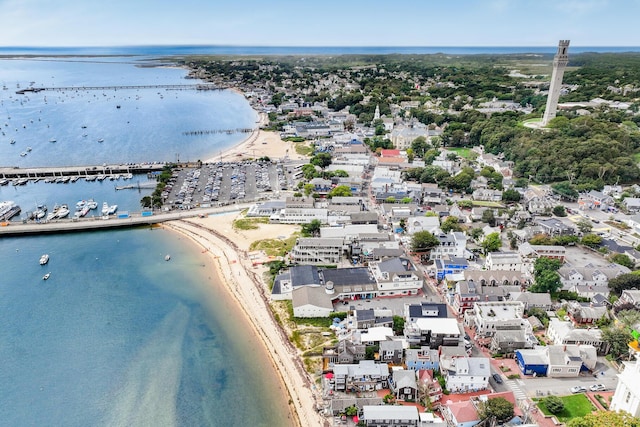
[0,203,252,236]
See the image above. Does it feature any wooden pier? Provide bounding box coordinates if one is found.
[15,84,220,94]
[0,163,166,180]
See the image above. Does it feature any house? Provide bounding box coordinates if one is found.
[536,218,575,236]
[389,369,419,401]
[421,183,445,205]
[611,360,640,417]
[441,400,480,427]
[518,243,566,262]
[434,256,469,280]
[579,190,615,211]
[378,340,404,365]
[515,344,596,377]
[416,369,443,404]
[323,340,366,367]
[547,318,609,355]
[509,292,553,311]
[292,286,334,318]
[558,264,630,291]
[490,329,534,356]
[624,197,640,213]
[361,405,421,427]
[566,301,609,325]
[404,317,461,348]
[484,251,524,272]
[351,309,394,330]
[464,270,530,287]
[290,237,344,265]
[471,188,503,202]
[470,301,526,337]
[404,302,449,321]
[440,355,490,393]
[370,257,423,296]
[406,215,440,235]
[332,360,390,392]
[405,347,440,371]
[430,232,469,261]
[615,289,640,310]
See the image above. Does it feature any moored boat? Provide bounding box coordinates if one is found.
[56,204,70,218]
[0,200,21,221]
[39,254,49,265]
[101,202,109,215]
[43,272,50,280]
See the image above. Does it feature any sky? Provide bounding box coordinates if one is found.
[0,0,637,47]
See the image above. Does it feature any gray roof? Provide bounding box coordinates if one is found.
[379,340,404,352]
[516,348,547,366]
[321,267,375,287]
[290,265,321,287]
[377,257,414,273]
[292,286,333,309]
[362,405,419,421]
[407,302,448,319]
[392,370,417,389]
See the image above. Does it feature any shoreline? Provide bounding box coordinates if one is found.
[164,219,324,427]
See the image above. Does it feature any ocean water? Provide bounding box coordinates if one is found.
[0,57,293,426]
[0,228,293,426]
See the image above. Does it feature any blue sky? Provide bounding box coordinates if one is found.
[0,0,636,47]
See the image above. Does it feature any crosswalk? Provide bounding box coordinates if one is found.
[505,379,528,401]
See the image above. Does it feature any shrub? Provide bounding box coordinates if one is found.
[544,395,565,414]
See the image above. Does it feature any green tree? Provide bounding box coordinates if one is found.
[576,219,593,234]
[481,232,502,254]
[581,233,602,248]
[610,253,635,269]
[345,405,358,416]
[609,273,640,296]
[310,152,332,169]
[328,185,352,198]
[502,189,521,203]
[553,205,567,217]
[617,309,640,328]
[411,136,428,158]
[567,411,640,427]
[406,147,415,163]
[140,196,152,208]
[411,230,439,254]
[530,269,562,294]
[481,209,496,226]
[301,219,322,237]
[469,227,484,241]
[543,395,564,415]
[477,397,514,424]
[303,183,314,196]
[601,326,633,360]
[533,257,562,276]
[392,315,405,335]
[302,163,318,179]
[440,216,462,233]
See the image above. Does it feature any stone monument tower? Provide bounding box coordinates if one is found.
[542,40,570,125]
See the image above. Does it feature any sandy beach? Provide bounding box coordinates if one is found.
[205,111,307,163]
[165,213,324,427]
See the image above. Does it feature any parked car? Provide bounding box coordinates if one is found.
[571,386,587,393]
[492,373,503,384]
[590,384,606,392]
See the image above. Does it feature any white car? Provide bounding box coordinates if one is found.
[590,384,606,392]
[571,386,587,394]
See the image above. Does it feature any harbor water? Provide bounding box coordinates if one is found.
[0,54,293,426]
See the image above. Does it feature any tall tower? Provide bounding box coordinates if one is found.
[542,40,570,125]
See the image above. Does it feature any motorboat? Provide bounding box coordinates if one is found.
[34,204,47,220]
[101,202,109,215]
[39,254,49,265]
[56,204,70,218]
[87,199,98,210]
[165,254,171,261]
[43,272,51,280]
[97,138,104,143]
[76,200,86,210]
[107,204,118,215]
[49,138,56,143]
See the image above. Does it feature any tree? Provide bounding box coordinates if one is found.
[481,232,502,254]
[581,233,602,248]
[533,257,562,276]
[440,216,463,233]
[610,253,635,269]
[608,273,640,296]
[406,147,415,163]
[481,209,496,226]
[469,227,484,241]
[543,395,564,415]
[310,152,332,169]
[140,196,152,208]
[616,309,640,328]
[502,189,521,203]
[566,409,640,427]
[392,315,405,335]
[301,219,322,237]
[303,183,314,196]
[477,397,514,424]
[553,205,567,217]
[601,326,633,360]
[530,269,562,294]
[411,136,428,158]
[301,163,318,179]
[328,185,352,198]
[576,219,593,234]
[411,230,439,254]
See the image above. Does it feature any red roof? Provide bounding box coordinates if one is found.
[380,149,401,157]
[448,401,479,423]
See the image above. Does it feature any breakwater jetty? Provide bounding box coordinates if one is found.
[15,84,220,94]
[0,163,165,180]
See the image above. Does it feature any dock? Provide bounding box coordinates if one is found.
[0,203,252,237]
[0,163,166,180]
[15,84,220,94]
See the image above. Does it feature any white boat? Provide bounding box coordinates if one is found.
[0,200,21,221]
[97,138,104,143]
[165,254,171,261]
[49,138,56,143]
[107,204,118,215]
[79,205,91,217]
[34,204,47,220]
[75,200,86,210]
[56,204,70,218]
[43,272,50,280]
[87,199,98,210]
[20,152,27,157]
[26,146,32,152]
[39,254,49,265]
[101,202,109,215]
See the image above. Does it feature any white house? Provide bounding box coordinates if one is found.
[292,286,334,318]
[557,264,630,291]
[440,355,490,393]
[484,251,524,272]
[430,231,468,260]
[611,360,640,417]
[370,257,423,296]
[406,215,440,235]
[471,301,526,337]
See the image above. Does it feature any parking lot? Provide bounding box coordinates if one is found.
[163,161,290,209]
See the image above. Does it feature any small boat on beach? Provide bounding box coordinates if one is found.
[40,254,49,265]
[43,272,50,280]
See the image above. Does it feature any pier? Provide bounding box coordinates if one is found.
[15,84,220,94]
[182,128,255,136]
[0,163,166,180]
[0,203,252,237]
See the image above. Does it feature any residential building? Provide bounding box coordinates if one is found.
[389,369,419,401]
[274,207,328,224]
[430,232,468,261]
[434,256,469,280]
[416,369,443,404]
[508,292,553,311]
[484,251,524,272]
[440,355,490,393]
[271,265,321,300]
[292,286,334,318]
[370,257,423,296]
[611,360,640,417]
[490,329,534,356]
[405,347,440,371]
[332,360,390,392]
[406,215,440,235]
[547,318,608,354]
[378,340,404,365]
[471,301,526,337]
[361,405,420,427]
[536,218,575,236]
[441,400,480,427]
[290,237,344,265]
[518,243,566,262]
[566,300,609,325]
[558,264,630,291]
[323,339,366,367]
[515,344,596,377]
[404,317,461,348]
[615,289,640,310]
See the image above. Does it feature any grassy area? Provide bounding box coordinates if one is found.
[536,394,596,422]
[233,217,268,230]
[471,200,504,208]
[249,234,298,257]
[295,142,313,156]
[448,147,473,159]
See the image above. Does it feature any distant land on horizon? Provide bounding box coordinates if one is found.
[1,45,640,56]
